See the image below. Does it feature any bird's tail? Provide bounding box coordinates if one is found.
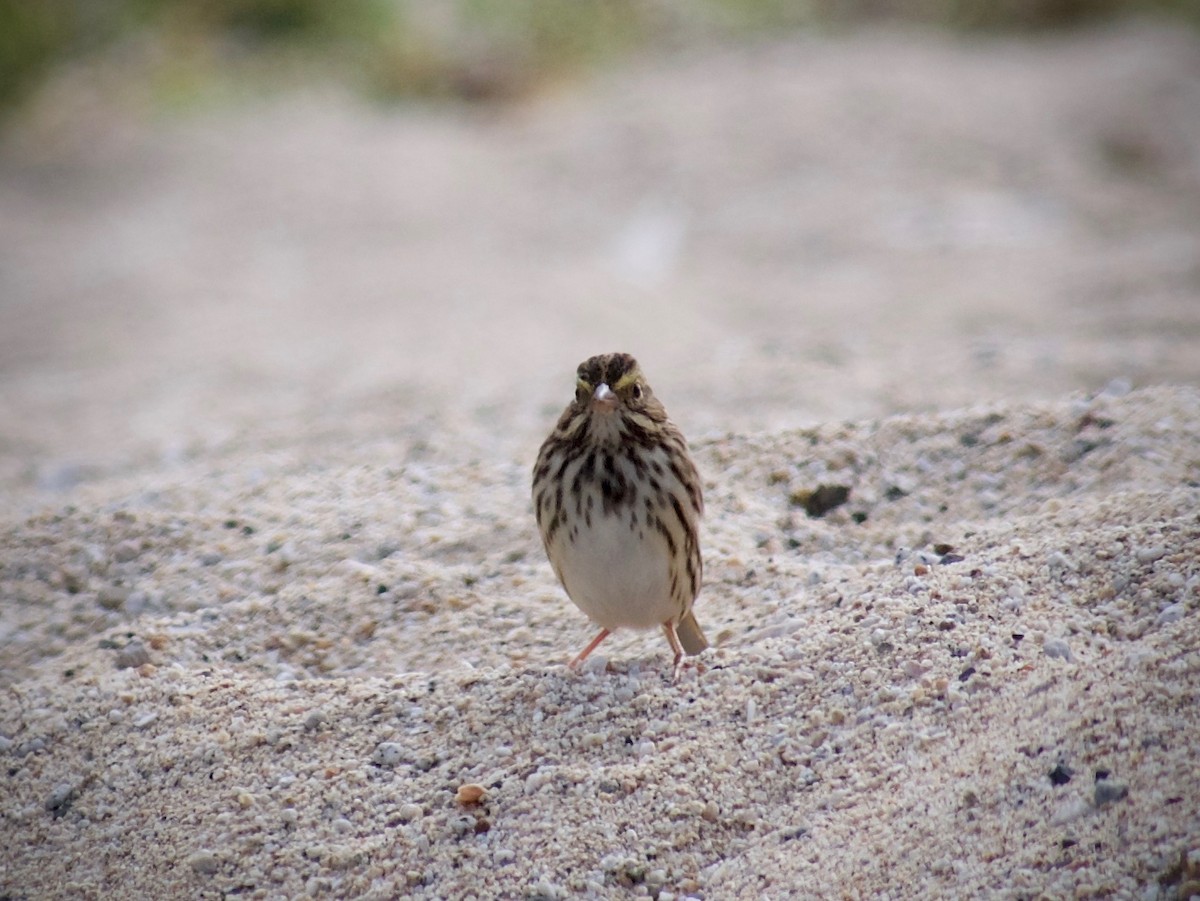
[675,609,709,656]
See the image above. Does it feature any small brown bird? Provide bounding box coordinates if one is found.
[532,353,709,676]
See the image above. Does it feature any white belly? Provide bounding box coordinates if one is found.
[553,511,676,631]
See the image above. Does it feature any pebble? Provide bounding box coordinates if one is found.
[455,783,487,805]
[1050,796,1090,826]
[125,591,150,616]
[188,850,221,875]
[59,564,88,593]
[1155,604,1184,627]
[1046,551,1075,575]
[1094,780,1130,806]
[303,711,326,731]
[44,782,78,817]
[113,540,141,563]
[1134,546,1166,564]
[528,878,566,900]
[525,769,553,795]
[115,641,151,669]
[18,737,46,756]
[372,742,406,766]
[97,585,130,611]
[448,815,475,837]
[397,803,424,823]
[1043,638,1073,662]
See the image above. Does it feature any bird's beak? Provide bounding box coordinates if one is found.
[591,382,617,411]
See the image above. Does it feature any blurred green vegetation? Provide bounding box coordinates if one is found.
[1,0,1196,116]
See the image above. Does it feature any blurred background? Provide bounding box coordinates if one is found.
[1,0,1199,500]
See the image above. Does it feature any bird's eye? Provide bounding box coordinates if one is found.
[631,383,643,400]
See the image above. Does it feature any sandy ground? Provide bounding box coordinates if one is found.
[2,20,1200,899]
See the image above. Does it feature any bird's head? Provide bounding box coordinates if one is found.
[574,352,655,417]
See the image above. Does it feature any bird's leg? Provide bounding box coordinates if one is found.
[568,628,611,671]
[663,621,685,681]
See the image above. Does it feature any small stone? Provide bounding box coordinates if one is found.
[1094,780,1129,806]
[1049,763,1073,786]
[18,737,46,756]
[1043,638,1073,662]
[125,591,150,616]
[791,484,851,518]
[60,565,88,593]
[579,654,609,675]
[372,742,405,766]
[113,540,140,563]
[45,782,79,817]
[455,783,487,805]
[528,878,566,900]
[1050,796,1090,826]
[1156,604,1184,627]
[397,803,423,823]
[449,815,475,837]
[1046,551,1075,575]
[188,851,221,874]
[303,711,325,731]
[1134,546,1166,564]
[97,585,130,611]
[115,640,151,669]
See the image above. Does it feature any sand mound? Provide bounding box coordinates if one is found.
[3,386,1198,897]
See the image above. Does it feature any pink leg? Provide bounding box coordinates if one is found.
[662,621,685,681]
[568,628,611,671]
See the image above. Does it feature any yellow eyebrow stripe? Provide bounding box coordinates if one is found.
[613,370,640,390]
